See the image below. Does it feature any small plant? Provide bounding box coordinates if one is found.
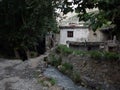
[60,62,73,74]
[50,54,62,67]
[72,71,81,83]
[90,51,102,60]
[103,52,119,60]
[55,45,62,53]
[74,50,87,56]
[62,62,73,70]
[48,77,56,85]
[38,77,56,86]
[55,45,73,55]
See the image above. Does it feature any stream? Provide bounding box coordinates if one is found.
[43,66,89,90]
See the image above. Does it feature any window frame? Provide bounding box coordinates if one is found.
[67,31,73,37]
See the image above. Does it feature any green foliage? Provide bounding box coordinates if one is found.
[56,45,87,56]
[103,52,119,60]
[60,62,73,75]
[89,51,120,61]
[72,71,81,83]
[38,77,56,86]
[73,50,87,56]
[62,62,73,70]
[90,51,102,60]
[55,45,73,55]
[56,45,120,61]
[0,0,58,56]
[50,54,62,67]
[61,0,120,38]
[48,77,56,85]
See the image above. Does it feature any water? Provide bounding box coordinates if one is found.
[43,66,88,90]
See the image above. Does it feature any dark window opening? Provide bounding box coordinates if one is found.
[67,31,73,37]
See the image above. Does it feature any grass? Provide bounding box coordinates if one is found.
[72,71,81,83]
[103,51,119,60]
[49,54,62,67]
[38,77,56,86]
[48,77,56,85]
[59,62,73,75]
[55,45,73,55]
[55,45,120,61]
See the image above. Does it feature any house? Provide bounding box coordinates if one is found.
[59,14,110,50]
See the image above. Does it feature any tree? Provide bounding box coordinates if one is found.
[0,0,58,58]
[61,0,120,39]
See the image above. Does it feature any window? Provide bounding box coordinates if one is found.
[67,31,73,37]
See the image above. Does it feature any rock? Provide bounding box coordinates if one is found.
[43,87,48,90]
[57,65,62,70]
[43,81,52,87]
[36,69,42,73]
[40,76,47,81]
[38,74,43,78]
[49,85,64,90]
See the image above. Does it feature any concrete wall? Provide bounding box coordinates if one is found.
[88,29,108,42]
[60,27,108,45]
[60,28,89,45]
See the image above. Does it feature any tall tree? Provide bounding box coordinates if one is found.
[61,0,120,39]
[0,0,57,57]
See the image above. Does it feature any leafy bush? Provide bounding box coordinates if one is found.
[55,45,73,55]
[48,77,56,85]
[89,51,120,61]
[73,50,87,56]
[62,62,73,70]
[72,71,81,83]
[103,52,119,60]
[90,51,102,60]
[60,62,73,75]
[50,54,62,67]
[55,45,120,61]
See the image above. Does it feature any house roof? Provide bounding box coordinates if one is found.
[59,26,88,29]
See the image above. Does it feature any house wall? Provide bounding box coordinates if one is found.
[88,30,108,42]
[60,27,108,45]
[60,28,89,45]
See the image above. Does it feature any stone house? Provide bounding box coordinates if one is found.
[59,15,111,50]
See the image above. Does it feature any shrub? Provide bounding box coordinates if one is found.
[72,71,81,83]
[62,62,73,70]
[55,45,62,53]
[74,50,87,56]
[55,45,73,55]
[103,52,119,60]
[50,54,62,67]
[48,77,56,85]
[90,51,102,60]
[60,62,73,74]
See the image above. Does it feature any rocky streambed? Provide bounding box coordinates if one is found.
[0,54,89,90]
[43,66,88,90]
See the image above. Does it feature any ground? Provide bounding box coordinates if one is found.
[0,54,48,90]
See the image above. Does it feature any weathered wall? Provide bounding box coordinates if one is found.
[60,28,108,45]
[60,27,89,45]
[88,29,108,42]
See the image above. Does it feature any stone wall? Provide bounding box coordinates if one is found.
[50,52,120,90]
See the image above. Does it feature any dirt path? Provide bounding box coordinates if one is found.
[0,54,48,90]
